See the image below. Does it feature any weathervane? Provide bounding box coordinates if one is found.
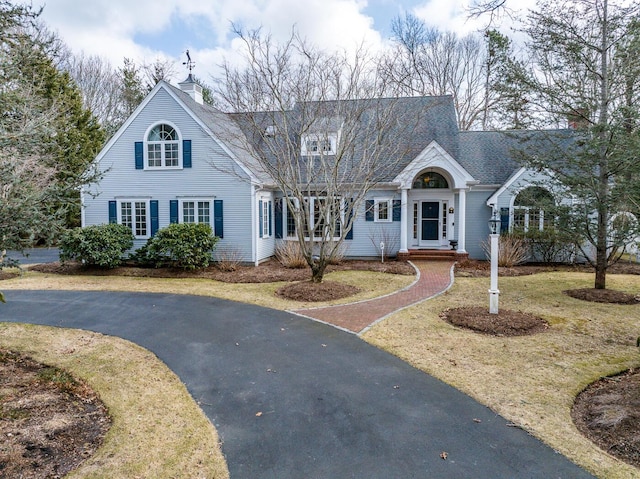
[183,50,195,73]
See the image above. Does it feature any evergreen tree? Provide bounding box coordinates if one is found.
[512,0,640,289]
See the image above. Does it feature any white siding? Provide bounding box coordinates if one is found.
[83,87,255,262]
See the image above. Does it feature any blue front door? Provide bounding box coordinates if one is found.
[421,201,439,241]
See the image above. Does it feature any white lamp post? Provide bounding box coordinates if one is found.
[380,241,385,263]
[488,211,501,314]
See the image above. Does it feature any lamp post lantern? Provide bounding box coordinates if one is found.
[488,210,501,314]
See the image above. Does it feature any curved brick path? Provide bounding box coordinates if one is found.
[291,260,455,334]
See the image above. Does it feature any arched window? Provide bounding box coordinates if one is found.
[412,171,449,189]
[147,124,179,168]
[513,186,554,232]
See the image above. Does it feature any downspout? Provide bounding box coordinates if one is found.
[252,184,258,266]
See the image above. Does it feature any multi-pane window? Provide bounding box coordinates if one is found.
[181,200,212,225]
[285,197,343,240]
[147,124,180,168]
[512,187,554,232]
[442,202,448,239]
[120,200,148,238]
[262,200,271,238]
[374,199,391,222]
[301,134,336,155]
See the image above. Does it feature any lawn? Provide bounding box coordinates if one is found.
[363,271,640,479]
[0,323,229,479]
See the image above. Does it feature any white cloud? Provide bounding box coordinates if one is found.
[37,0,535,82]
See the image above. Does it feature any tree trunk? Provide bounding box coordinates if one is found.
[310,260,327,283]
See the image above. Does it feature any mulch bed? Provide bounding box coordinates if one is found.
[0,349,111,479]
[564,288,640,304]
[440,306,549,336]
[27,258,415,284]
[276,280,360,302]
[572,369,640,469]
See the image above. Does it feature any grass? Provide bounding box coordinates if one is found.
[0,268,414,310]
[362,272,640,479]
[0,323,229,479]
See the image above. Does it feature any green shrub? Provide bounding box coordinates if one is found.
[513,228,576,263]
[59,224,133,268]
[135,223,217,270]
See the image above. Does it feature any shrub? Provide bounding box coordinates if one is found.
[482,234,529,267]
[136,223,217,270]
[516,228,576,263]
[59,224,133,268]
[275,240,307,269]
[214,246,243,272]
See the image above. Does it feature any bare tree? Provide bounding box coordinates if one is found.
[64,53,122,137]
[379,14,489,130]
[214,27,426,282]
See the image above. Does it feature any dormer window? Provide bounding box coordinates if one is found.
[301,134,337,156]
[146,123,180,168]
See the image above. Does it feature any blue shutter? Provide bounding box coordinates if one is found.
[170,200,178,224]
[135,142,143,169]
[392,200,401,221]
[108,201,117,224]
[150,200,159,236]
[258,200,264,238]
[183,140,192,168]
[365,200,374,221]
[275,198,283,239]
[500,207,510,234]
[268,201,272,237]
[214,200,223,238]
[345,198,354,240]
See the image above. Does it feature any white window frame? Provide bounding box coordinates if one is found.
[178,198,213,225]
[512,206,545,232]
[374,198,392,223]
[284,196,344,241]
[144,122,182,170]
[117,199,150,239]
[301,133,337,156]
[261,199,271,238]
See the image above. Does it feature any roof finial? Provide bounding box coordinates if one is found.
[183,50,195,74]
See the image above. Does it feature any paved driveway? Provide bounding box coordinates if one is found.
[0,290,594,479]
[4,248,60,265]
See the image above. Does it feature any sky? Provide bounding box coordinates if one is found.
[33,0,533,83]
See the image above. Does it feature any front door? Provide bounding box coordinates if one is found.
[421,201,440,244]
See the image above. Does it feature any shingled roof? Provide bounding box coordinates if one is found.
[459,130,576,186]
[166,81,574,189]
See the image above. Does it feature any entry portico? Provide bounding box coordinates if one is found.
[394,141,477,255]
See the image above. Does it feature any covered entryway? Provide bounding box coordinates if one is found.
[393,141,478,256]
[409,171,453,249]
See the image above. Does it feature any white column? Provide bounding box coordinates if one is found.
[457,188,467,253]
[489,232,500,314]
[399,188,409,253]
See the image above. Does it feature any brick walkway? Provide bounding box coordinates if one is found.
[291,261,455,334]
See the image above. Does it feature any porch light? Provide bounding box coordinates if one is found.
[448,206,454,214]
[488,210,501,314]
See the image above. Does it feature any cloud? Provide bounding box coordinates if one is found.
[38,0,388,81]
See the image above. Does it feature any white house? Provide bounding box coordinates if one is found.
[82,76,570,264]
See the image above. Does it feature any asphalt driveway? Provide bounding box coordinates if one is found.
[0,290,594,478]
